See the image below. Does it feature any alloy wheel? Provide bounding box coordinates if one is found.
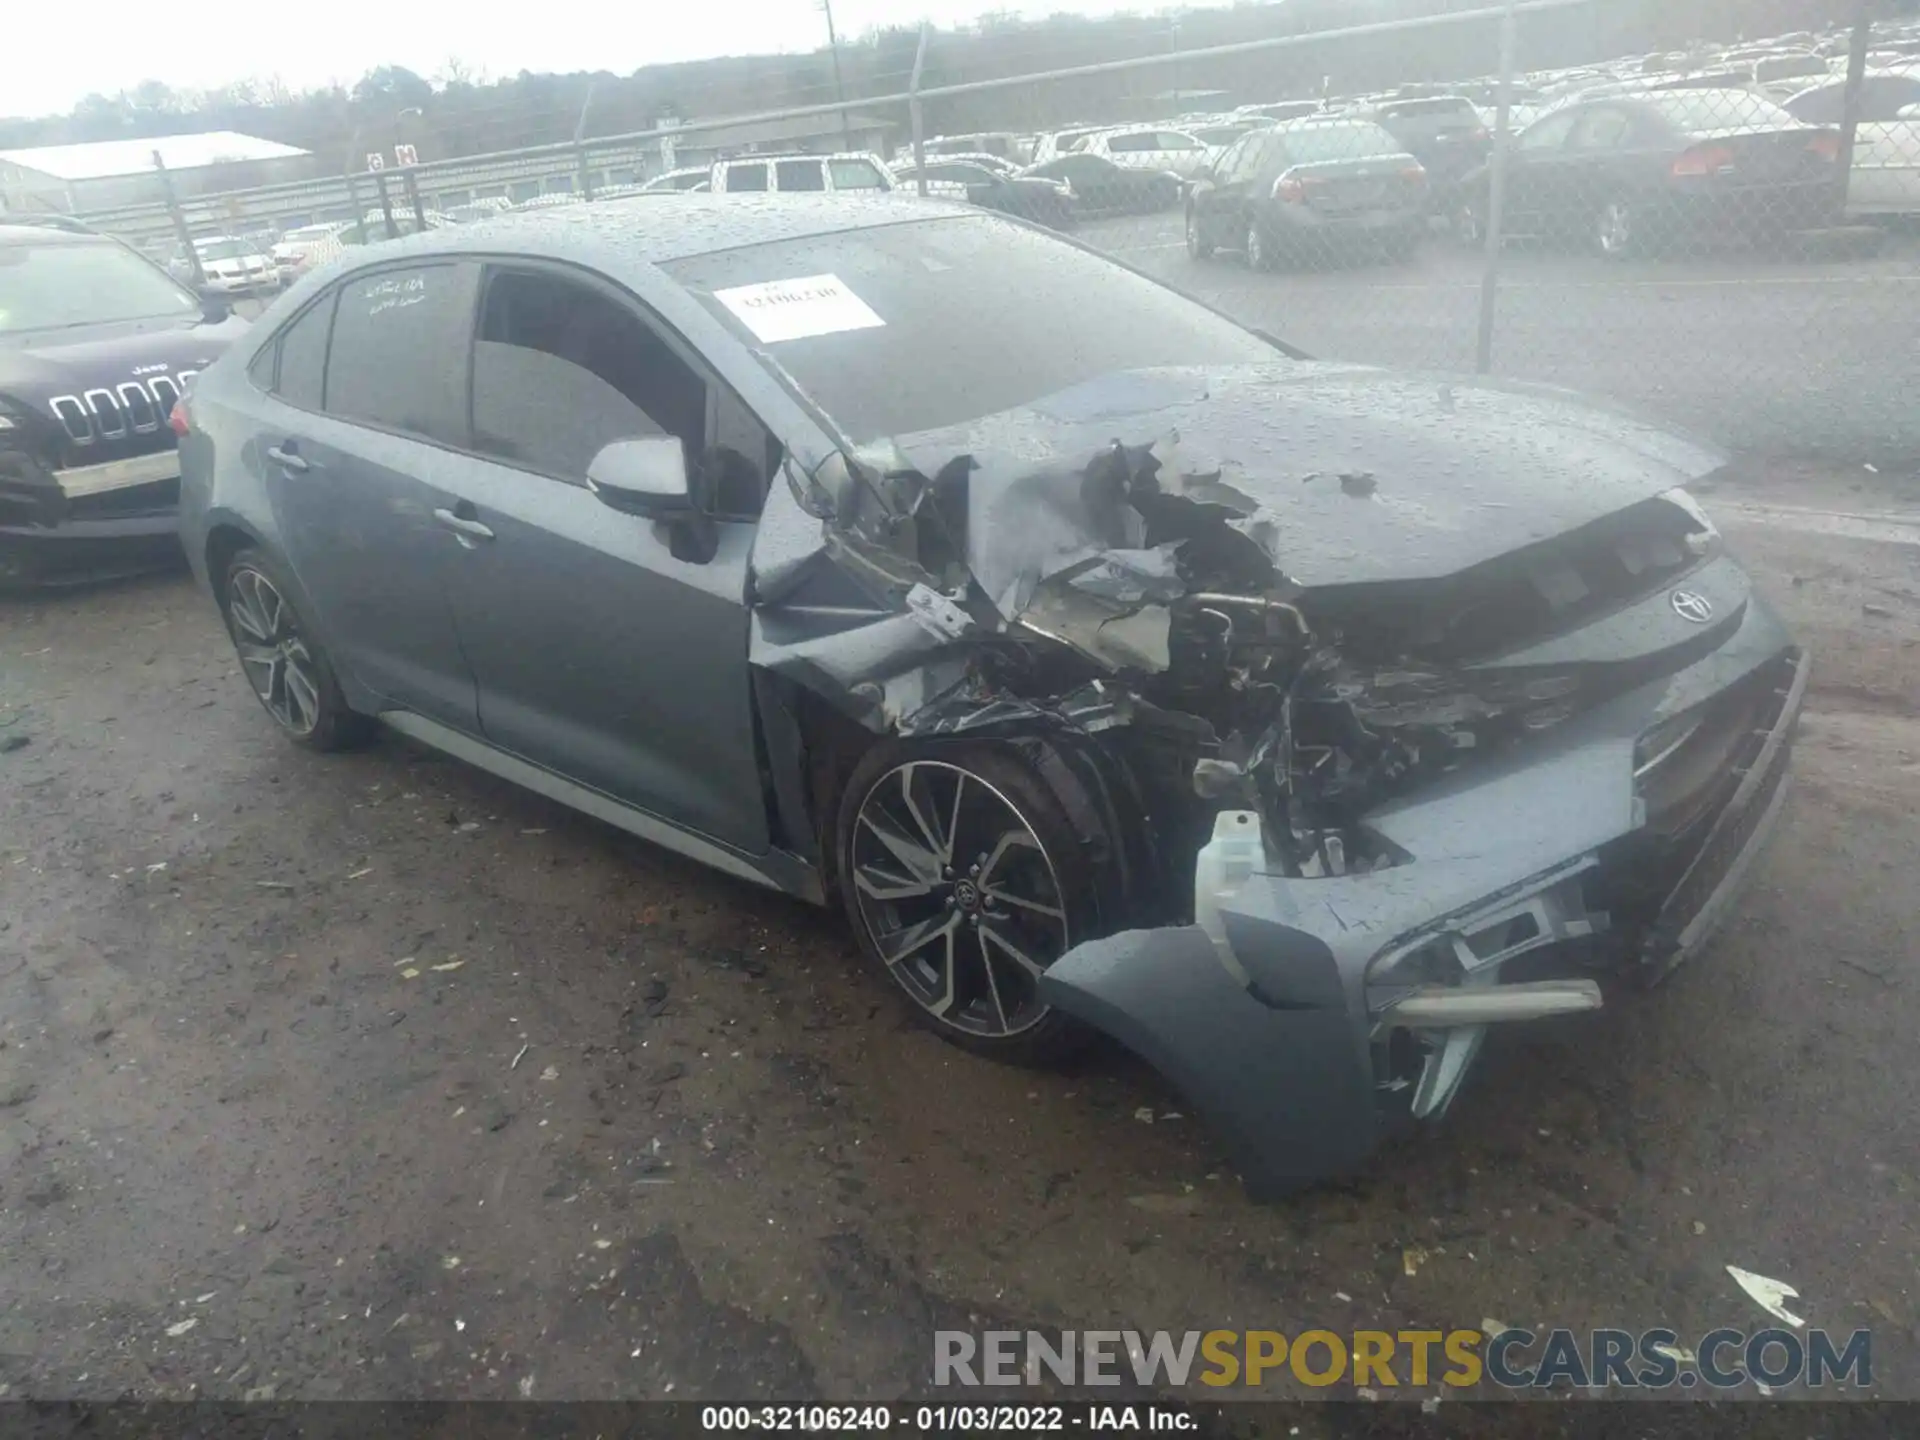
[848,760,1070,1039]
[1246,220,1268,270]
[227,566,322,736]
[1598,199,1634,256]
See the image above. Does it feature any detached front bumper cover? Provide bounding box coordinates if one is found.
[1040,620,1807,1199]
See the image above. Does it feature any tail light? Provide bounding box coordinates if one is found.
[1671,143,1735,177]
[1471,126,1490,143]
[1401,164,1429,188]
[168,399,191,438]
[1271,175,1306,202]
[1807,131,1842,162]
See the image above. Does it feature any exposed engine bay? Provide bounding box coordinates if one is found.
[779,410,1721,899]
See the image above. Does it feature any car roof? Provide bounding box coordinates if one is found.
[344,193,979,270]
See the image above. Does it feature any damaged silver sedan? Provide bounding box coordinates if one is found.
[178,196,1804,1195]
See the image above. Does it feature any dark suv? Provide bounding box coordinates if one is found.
[0,223,248,585]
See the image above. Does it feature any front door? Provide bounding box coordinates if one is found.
[431,263,776,854]
[255,262,482,731]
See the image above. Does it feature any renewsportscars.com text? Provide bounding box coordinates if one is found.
[934,1327,1872,1391]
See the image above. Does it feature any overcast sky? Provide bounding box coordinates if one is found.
[14,0,1140,120]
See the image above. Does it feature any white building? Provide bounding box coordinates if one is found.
[0,131,314,213]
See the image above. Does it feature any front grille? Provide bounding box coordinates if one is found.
[47,376,186,468]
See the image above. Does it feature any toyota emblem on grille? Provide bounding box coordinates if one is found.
[1670,590,1714,624]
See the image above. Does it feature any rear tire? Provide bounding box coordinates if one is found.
[1596,195,1644,259]
[1245,218,1274,271]
[221,547,373,752]
[835,742,1107,1065]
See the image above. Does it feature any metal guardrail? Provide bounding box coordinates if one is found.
[52,0,1920,463]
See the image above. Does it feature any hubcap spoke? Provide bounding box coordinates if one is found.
[980,917,1050,980]
[900,765,954,868]
[878,909,961,970]
[976,928,1010,1032]
[853,860,934,903]
[859,809,941,885]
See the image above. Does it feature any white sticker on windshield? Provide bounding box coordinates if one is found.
[712,273,885,344]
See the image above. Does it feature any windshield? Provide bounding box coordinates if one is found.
[664,215,1279,441]
[1277,121,1405,162]
[1646,89,1797,132]
[0,238,200,333]
[196,238,254,260]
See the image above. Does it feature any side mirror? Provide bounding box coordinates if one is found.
[587,436,694,518]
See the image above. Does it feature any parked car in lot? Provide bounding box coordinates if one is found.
[271,221,358,283]
[1186,118,1429,267]
[1783,70,1920,216]
[174,194,1806,1193]
[1029,125,1113,165]
[1236,100,1326,123]
[890,160,1074,228]
[1741,50,1834,99]
[1080,127,1215,180]
[0,222,247,585]
[1354,95,1491,203]
[1019,152,1185,215]
[171,235,279,296]
[1455,89,1843,257]
[710,152,894,194]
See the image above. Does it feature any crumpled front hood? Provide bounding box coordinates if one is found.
[888,362,1726,589]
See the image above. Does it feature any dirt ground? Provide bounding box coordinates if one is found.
[1,459,1916,1412]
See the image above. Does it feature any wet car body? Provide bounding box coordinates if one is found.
[1187,119,1429,266]
[175,197,1803,1193]
[0,224,248,586]
[1459,89,1843,255]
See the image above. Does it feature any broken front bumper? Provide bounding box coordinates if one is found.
[1040,597,1808,1198]
[0,448,183,587]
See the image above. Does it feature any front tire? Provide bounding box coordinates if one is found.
[1186,205,1214,260]
[835,744,1106,1064]
[222,547,372,751]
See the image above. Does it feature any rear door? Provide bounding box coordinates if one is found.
[252,262,482,730]
[432,261,776,853]
[1500,107,1583,233]
[1562,104,1646,218]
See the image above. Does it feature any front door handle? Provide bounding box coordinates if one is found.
[266,443,308,473]
[432,507,495,546]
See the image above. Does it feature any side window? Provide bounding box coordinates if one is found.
[1865,77,1920,122]
[274,292,335,410]
[1569,108,1631,151]
[470,268,775,518]
[324,264,475,446]
[247,343,276,391]
[775,159,827,191]
[1518,108,1581,152]
[1106,133,1152,153]
[727,163,769,192]
[1215,138,1250,181]
[828,157,889,190]
[1158,131,1204,150]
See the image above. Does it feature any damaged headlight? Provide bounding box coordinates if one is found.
[1661,487,1724,564]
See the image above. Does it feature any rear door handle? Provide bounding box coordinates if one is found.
[266,443,308,473]
[432,507,495,545]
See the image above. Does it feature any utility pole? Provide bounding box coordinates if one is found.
[822,0,852,149]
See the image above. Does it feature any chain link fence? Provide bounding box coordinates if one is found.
[43,0,1920,462]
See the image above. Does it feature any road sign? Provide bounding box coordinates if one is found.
[366,152,385,171]
[395,143,419,167]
